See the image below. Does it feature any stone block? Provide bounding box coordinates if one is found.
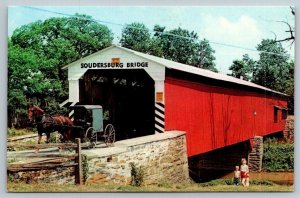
[248,136,263,172]
[118,159,126,163]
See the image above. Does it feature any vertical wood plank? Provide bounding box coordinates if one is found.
[75,138,83,185]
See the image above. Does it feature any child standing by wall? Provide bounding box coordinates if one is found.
[233,166,241,185]
[240,158,250,187]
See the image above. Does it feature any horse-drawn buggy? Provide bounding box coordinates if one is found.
[70,105,115,147]
[28,104,115,148]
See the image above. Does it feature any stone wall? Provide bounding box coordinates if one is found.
[7,131,188,186]
[84,131,189,185]
[284,115,294,140]
[248,136,263,172]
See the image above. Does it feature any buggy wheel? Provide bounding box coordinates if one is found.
[85,127,97,148]
[104,124,115,146]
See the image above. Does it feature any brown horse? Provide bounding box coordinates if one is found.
[28,104,74,144]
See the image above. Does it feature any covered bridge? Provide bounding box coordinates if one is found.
[63,45,288,158]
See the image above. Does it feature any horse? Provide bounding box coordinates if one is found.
[27,104,74,144]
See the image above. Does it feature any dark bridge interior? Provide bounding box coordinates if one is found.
[79,69,155,141]
[188,140,251,182]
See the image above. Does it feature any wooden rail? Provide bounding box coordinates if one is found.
[7,138,83,185]
[7,142,77,149]
[7,134,38,142]
[8,153,78,159]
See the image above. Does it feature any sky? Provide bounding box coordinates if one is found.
[8,6,295,74]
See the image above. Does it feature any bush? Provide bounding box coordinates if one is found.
[263,138,294,171]
[130,162,145,187]
[48,132,61,143]
[81,154,89,183]
[44,99,68,116]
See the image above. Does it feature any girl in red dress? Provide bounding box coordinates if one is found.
[240,158,250,187]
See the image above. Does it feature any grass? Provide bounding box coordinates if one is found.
[7,128,35,138]
[7,128,37,151]
[7,180,293,192]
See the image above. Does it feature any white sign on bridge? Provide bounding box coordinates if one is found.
[80,61,149,69]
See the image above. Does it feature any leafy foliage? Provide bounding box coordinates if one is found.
[130,162,145,187]
[8,14,113,127]
[228,39,294,113]
[198,39,217,72]
[8,42,60,127]
[253,39,291,91]
[229,54,255,81]
[43,98,68,116]
[283,61,294,113]
[263,138,294,171]
[120,22,151,53]
[155,27,200,65]
[120,23,218,72]
[81,154,89,183]
[254,39,294,113]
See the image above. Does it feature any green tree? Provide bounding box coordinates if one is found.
[198,39,217,72]
[156,27,200,65]
[9,14,113,127]
[229,54,255,81]
[155,27,217,71]
[120,23,218,72]
[11,14,113,86]
[253,39,294,113]
[120,22,151,53]
[8,42,62,127]
[253,39,290,91]
[284,60,294,113]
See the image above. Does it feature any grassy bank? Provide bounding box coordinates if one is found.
[7,128,35,138]
[7,180,293,192]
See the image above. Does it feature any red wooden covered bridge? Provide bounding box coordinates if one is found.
[63,45,288,160]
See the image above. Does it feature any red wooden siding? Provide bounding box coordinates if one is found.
[165,77,287,157]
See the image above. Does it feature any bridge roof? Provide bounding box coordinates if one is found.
[63,45,287,96]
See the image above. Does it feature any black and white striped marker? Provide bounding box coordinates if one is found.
[155,102,165,133]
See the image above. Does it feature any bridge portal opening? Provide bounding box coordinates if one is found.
[78,69,155,141]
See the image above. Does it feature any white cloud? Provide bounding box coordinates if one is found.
[200,15,264,73]
[202,15,263,46]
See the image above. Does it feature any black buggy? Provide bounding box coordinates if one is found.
[70,105,115,147]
